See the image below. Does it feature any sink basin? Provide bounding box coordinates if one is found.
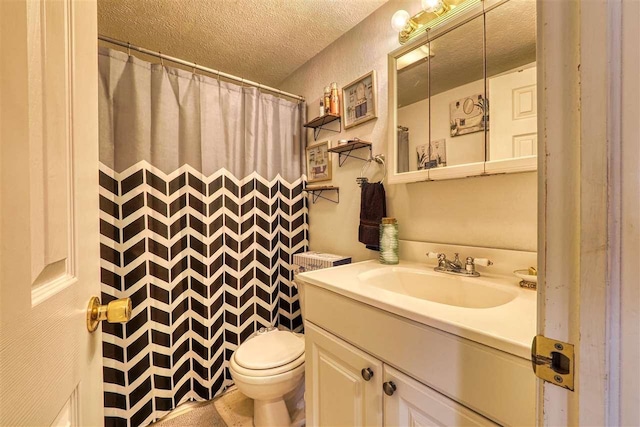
[358,267,517,309]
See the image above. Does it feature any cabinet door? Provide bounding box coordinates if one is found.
[305,322,383,427]
[383,365,497,427]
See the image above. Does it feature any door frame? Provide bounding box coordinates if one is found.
[538,0,637,425]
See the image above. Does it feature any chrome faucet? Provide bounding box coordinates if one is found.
[427,252,493,277]
[437,252,461,271]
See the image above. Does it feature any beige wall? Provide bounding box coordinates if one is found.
[280,0,537,261]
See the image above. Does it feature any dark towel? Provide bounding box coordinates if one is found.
[358,182,387,250]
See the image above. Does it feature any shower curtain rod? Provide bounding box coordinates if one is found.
[98,35,306,102]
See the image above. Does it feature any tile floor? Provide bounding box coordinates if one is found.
[150,388,253,427]
[151,382,305,427]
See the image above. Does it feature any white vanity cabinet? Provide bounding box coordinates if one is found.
[306,322,496,427]
[383,365,495,427]
[300,280,536,427]
[305,322,383,427]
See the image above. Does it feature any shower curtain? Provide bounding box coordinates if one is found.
[97,48,308,427]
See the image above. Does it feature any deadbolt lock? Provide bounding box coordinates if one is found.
[531,335,574,390]
[86,296,132,333]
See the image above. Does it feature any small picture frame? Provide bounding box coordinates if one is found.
[416,139,447,170]
[416,144,430,170]
[449,93,487,137]
[306,140,332,183]
[429,138,447,167]
[342,70,378,129]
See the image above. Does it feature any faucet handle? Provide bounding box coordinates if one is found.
[427,252,447,268]
[464,256,493,276]
[473,258,493,267]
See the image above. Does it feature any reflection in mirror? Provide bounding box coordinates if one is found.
[396,44,430,173]
[486,0,537,161]
[396,15,485,174]
[429,16,485,168]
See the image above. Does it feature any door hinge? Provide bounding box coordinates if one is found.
[531,335,574,391]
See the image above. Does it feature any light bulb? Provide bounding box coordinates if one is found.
[391,10,410,32]
[422,0,446,14]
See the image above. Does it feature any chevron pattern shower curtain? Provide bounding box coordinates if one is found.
[98,48,308,427]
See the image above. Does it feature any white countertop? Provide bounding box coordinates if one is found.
[296,260,537,359]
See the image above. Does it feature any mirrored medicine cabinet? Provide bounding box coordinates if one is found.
[388,0,537,184]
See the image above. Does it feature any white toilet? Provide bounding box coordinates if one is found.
[229,328,305,426]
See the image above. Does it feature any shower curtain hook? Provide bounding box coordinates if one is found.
[127,41,131,56]
[192,62,197,74]
[216,70,221,84]
[159,52,164,66]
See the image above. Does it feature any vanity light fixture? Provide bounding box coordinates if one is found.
[391,0,480,44]
[422,0,450,15]
[391,10,411,32]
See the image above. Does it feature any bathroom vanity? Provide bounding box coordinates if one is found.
[296,243,537,426]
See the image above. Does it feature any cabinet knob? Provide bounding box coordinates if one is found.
[383,381,397,396]
[361,367,374,381]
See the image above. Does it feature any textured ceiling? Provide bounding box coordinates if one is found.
[98,0,387,88]
[397,0,536,107]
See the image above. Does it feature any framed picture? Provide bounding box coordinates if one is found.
[449,93,488,137]
[306,140,332,183]
[429,138,447,167]
[416,139,447,170]
[342,70,377,129]
[416,144,430,170]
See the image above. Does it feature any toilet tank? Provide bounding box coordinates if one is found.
[292,251,351,325]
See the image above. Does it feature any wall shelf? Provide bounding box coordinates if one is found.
[305,185,339,204]
[327,140,373,166]
[304,114,342,140]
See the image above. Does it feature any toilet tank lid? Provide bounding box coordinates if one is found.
[235,330,304,370]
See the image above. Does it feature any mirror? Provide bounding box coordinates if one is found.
[486,0,537,162]
[395,43,430,173]
[390,0,537,183]
[429,16,485,168]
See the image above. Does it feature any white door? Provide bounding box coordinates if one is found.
[538,1,639,426]
[383,365,496,427]
[488,65,537,161]
[305,322,383,427]
[0,0,103,426]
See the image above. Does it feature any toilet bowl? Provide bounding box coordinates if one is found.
[229,329,305,427]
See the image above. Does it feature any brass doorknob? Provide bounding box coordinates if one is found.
[86,296,132,332]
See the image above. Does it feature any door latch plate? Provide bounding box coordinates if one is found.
[531,335,574,391]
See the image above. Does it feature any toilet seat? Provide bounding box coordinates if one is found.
[235,329,304,370]
[230,352,305,378]
[231,330,305,378]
